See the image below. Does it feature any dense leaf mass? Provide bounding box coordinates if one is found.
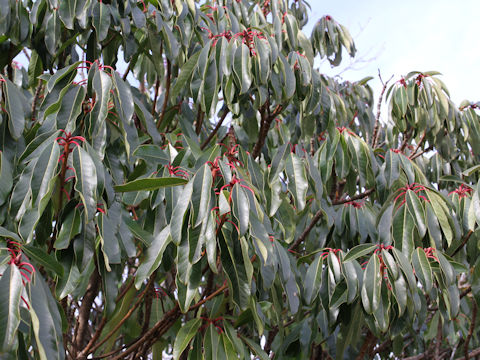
[0,0,479,359]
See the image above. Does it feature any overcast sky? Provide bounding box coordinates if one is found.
[304,0,480,105]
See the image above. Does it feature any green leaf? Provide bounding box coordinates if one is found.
[0,265,23,352]
[231,183,250,236]
[22,245,64,277]
[219,229,251,310]
[72,146,97,222]
[239,335,270,360]
[170,181,193,245]
[392,205,415,256]
[361,255,381,314]
[114,177,188,192]
[173,318,202,360]
[436,251,455,286]
[92,2,110,42]
[285,153,308,211]
[304,255,324,304]
[343,244,377,262]
[171,51,201,99]
[412,248,433,293]
[135,226,171,288]
[192,164,213,227]
[29,273,65,360]
[406,190,427,238]
[0,227,22,243]
[3,78,25,140]
[392,248,417,292]
[233,43,252,94]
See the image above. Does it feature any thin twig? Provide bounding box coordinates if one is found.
[409,130,427,159]
[151,78,160,116]
[252,103,283,159]
[399,126,413,152]
[435,317,442,359]
[195,104,204,135]
[372,70,393,148]
[31,81,43,122]
[74,268,101,356]
[87,276,155,355]
[189,283,228,311]
[157,59,171,129]
[464,301,477,360]
[200,107,229,150]
[77,317,107,358]
[288,209,323,252]
[122,63,131,81]
[409,145,433,160]
[288,189,374,252]
[451,230,474,257]
[333,188,375,205]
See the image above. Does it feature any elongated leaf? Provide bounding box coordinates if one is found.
[231,183,250,236]
[392,205,415,256]
[343,244,377,262]
[171,51,201,98]
[22,245,63,277]
[29,274,65,360]
[170,181,193,245]
[72,146,97,222]
[412,248,433,293]
[192,164,212,227]
[0,265,23,352]
[92,2,110,42]
[406,190,427,238]
[233,43,252,94]
[173,318,202,360]
[361,255,381,314]
[285,153,308,211]
[304,255,324,304]
[114,177,188,192]
[3,78,25,140]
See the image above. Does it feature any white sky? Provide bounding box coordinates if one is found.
[304,0,480,105]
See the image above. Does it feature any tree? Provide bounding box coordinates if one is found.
[0,0,479,358]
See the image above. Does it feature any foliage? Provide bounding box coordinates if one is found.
[0,0,479,359]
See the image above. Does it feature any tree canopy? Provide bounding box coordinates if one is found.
[0,0,479,359]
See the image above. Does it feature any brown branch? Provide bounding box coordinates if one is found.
[77,317,107,359]
[333,188,375,205]
[409,130,427,159]
[22,48,30,61]
[289,188,375,253]
[95,283,228,359]
[103,305,181,360]
[371,71,393,148]
[289,209,323,252]
[200,107,229,150]
[73,267,101,355]
[459,347,480,360]
[195,104,204,136]
[188,283,228,311]
[122,63,131,81]
[355,329,376,360]
[451,230,474,257]
[30,81,43,123]
[409,145,433,160]
[87,276,155,355]
[252,103,283,159]
[399,126,413,152]
[464,301,477,360]
[157,59,171,129]
[434,317,442,359]
[151,78,160,116]
[141,273,157,334]
[403,353,427,360]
